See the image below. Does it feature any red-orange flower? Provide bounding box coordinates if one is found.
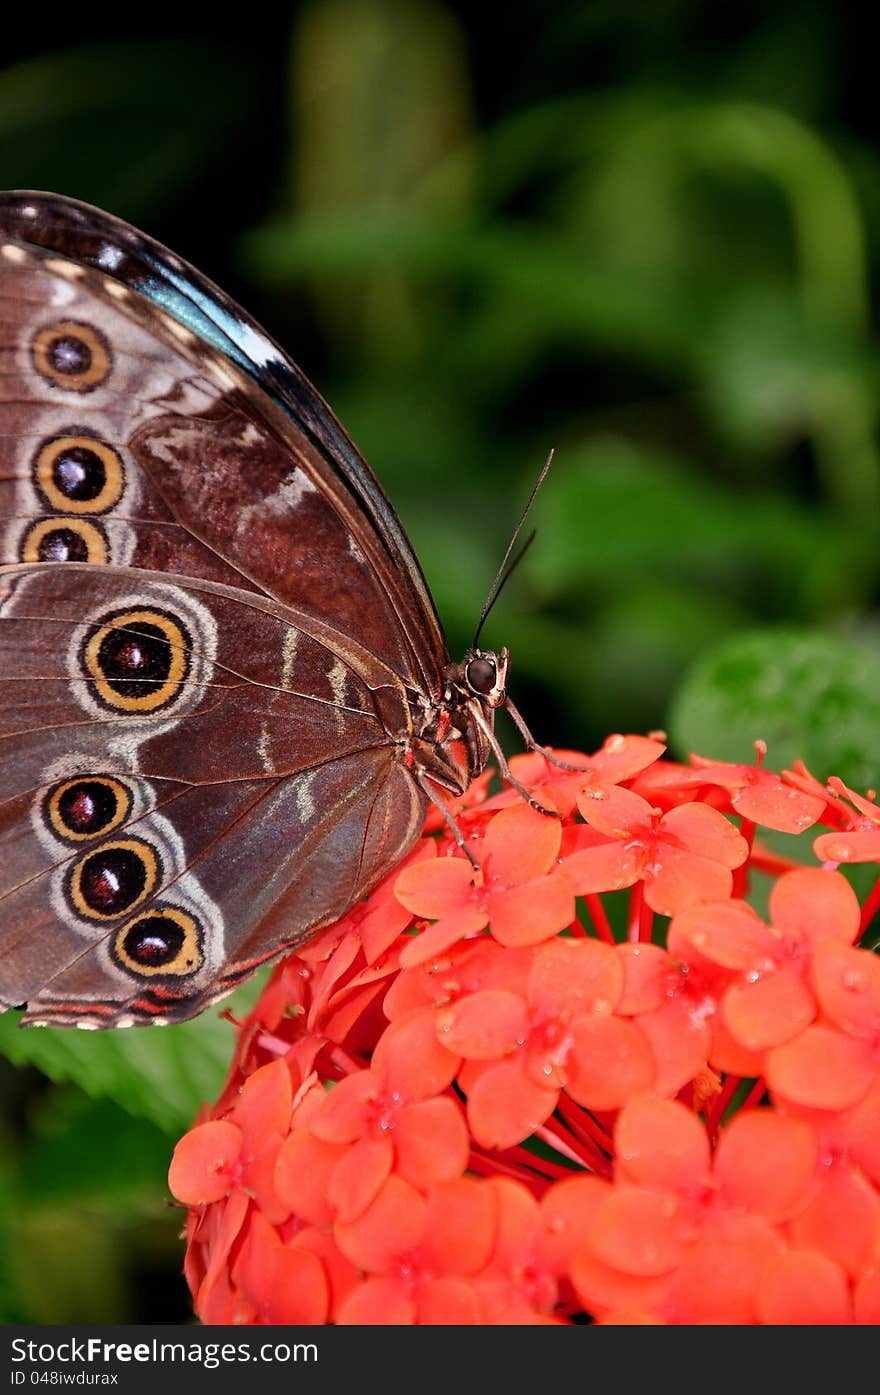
[686,743,827,833]
[669,867,860,1063]
[815,777,880,863]
[436,935,655,1148]
[168,739,880,1326]
[394,799,575,964]
[566,783,748,914]
[303,1010,466,1220]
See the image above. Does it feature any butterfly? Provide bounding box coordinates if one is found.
[0,191,559,1029]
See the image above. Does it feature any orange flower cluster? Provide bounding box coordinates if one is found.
[169,737,880,1324]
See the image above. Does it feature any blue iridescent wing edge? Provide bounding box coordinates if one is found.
[0,188,449,679]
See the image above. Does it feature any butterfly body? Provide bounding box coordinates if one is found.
[0,192,505,1027]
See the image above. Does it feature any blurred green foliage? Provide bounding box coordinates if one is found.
[1,0,879,1323]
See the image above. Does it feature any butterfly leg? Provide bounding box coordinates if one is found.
[468,707,562,819]
[414,772,483,878]
[503,696,593,774]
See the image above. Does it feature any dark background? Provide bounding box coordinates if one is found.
[2,0,879,1323]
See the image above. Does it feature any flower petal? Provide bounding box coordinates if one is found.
[537,1176,612,1274]
[168,1121,242,1206]
[420,1177,498,1275]
[561,840,644,895]
[855,1270,880,1325]
[615,1099,710,1195]
[790,1165,880,1277]
[291,1227,360,1322]
[335,1175,426,1274]
[373,1007,461,1099]
[483,799,562,883]
[570,1245,667,1319]
[587,733,667,783]
[769,867,860,945]
[328,1135,394,1223]
[732,779,824,833]
[489,874,574,946]
[274,1130,346,1227]
[846,1081,880,1185]
[417,1276,481,1324]
[398,905,489,968]
[634,998,711,1099]
[723,964,816,1051]
[660,803,748,866]
[565,1016,656,1110]
[756,1250,852,1325]
[813,828,880,862]
[662,1214,780,1324]
[234,1213,329,1324]
[395,854,475,917]
[715,1111,817,1222]
[812,938,880,1036]
[232,1060,292,1157]
[466,1057,558,1150]
[435,988,528,1059]
[576,783,652,838]
[309,1071,377,1143]
[645,848,733,917]
[590,1187,688,1277]
[668,900,774,972]
[707,1010,766,1077]
[529,936,624,1018]
[337,1276,415,1325]
[394,1097,469,1188]
[615,942,671,1015]
[766,1025,875,1110]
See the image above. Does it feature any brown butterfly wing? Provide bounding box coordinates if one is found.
[0,192,445,1026]
[0,563,425,1024]
[0,191,447,685]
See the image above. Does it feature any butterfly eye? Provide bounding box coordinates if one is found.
[114,908,203,978]
[45,776,130,843]
[32,320,111,391]
[466,656,498,696]
[67,837,160,921]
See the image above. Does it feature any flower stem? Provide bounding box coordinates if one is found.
[859,873,880,938]
[584,893,615,943]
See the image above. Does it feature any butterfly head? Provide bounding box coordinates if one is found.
[463,646,509,709]
[420,647,509,792]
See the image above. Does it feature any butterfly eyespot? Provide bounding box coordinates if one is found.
[32,319,111,391]
[21,517,108,564]
[466,656,498,696]
[33,434,124,515]
[44,776,131,843]
[81,607,191,713]
[67,837,159,920]
[114,908,203,978]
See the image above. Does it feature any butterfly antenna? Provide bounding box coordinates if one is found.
[472,449,554,648]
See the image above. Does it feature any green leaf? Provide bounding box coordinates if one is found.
[19,1091,174,1206]
[0,973,264,1135]
[669,628,880,791]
